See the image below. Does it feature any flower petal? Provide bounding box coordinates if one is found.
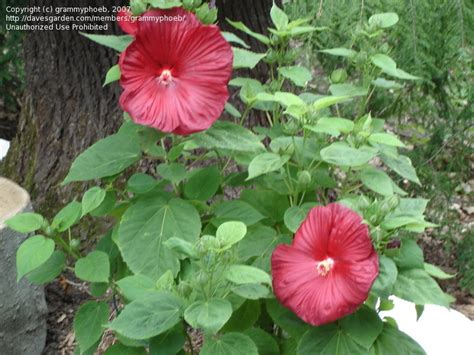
[326,203,373,262]
[293,205,333,260]
[117,9,138,35]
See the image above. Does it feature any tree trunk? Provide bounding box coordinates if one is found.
[1,0,275,214]
[1,0,125,214]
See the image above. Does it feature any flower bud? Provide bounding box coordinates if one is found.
[330,69,348,84]
[69,238,80,250]
[297,170,312,187]
[177,281,193,298]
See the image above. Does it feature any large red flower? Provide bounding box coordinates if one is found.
[271,203,379,326]
[118,8,233,135]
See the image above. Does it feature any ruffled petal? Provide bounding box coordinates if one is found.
[326,203,374,262]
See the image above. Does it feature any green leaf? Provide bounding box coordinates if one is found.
[233,48,266,69]
[369,133,406,147]
[313,95,352,110]
[283,204,315,233]
[74,301,109,353]
[278,66,312,87]
[424,263,455,279]
[149,0,182,9]
[394,239,424,270]
[163,237,195,259]
[213,200,265,226]
[305,117,354,137]
[90,191,116,217]
[231,283,269,300]
[104,343,147,355]
[104,64,120,86]
[339,306,383,349]
[118,197,201,279]
[201,333,258,355]
[184,299,233,334]
[157,163,187,184]
[16,235,54,281]
[371,54,419,80]
[258,92,307,107]
[321,143,377,166]
[192,121,265,153]
[370,324,425,355]
[270,3,289,30]
[393,269,453,307]
[80,33,133,52]
[371,54,397,72]
[244,328,279,355]
[372,78,404,89]
[266,299,309,339]
[225,102,242,118]
[226,265,271,285]
[26,250,65,284]
[52,201,82,231]
[368,13,399,28]
[108,292,183,340]
[75,251,110,283]
[297,324,368,354]
[226,20,270,45]
[149,326,185,355]
[216,221,247,250]
[360,167,394,196]
[82,187,106,217]
[127,173,158,194]
[320,47,357,58]
[371,255,397,297]
[240,189,289,223]
[223,300,261,332]
[222,31,250,48]
[116,275,157,302]
[184,166,220,201]
[238,225,279,260]
[247,153,289,180]
[381,152,420,185]
[329,84,368,97]
[64,133,141,183]
[6,212,45,233]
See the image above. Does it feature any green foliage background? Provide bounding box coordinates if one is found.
[286,0,473,292]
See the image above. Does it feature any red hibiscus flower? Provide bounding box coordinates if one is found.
[271,203,379,326]
[117,9,138,35]
[118,7,233,135]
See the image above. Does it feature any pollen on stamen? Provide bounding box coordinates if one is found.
[158,69,173,86]
[316,258,334,276]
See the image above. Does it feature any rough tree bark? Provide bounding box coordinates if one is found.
[1,0,125,213]
[1,0,276,213]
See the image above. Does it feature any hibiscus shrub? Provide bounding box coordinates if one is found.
[6,2,455,354]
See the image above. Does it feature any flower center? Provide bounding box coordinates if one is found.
[316,258,334,276]
[158,69,173,86]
